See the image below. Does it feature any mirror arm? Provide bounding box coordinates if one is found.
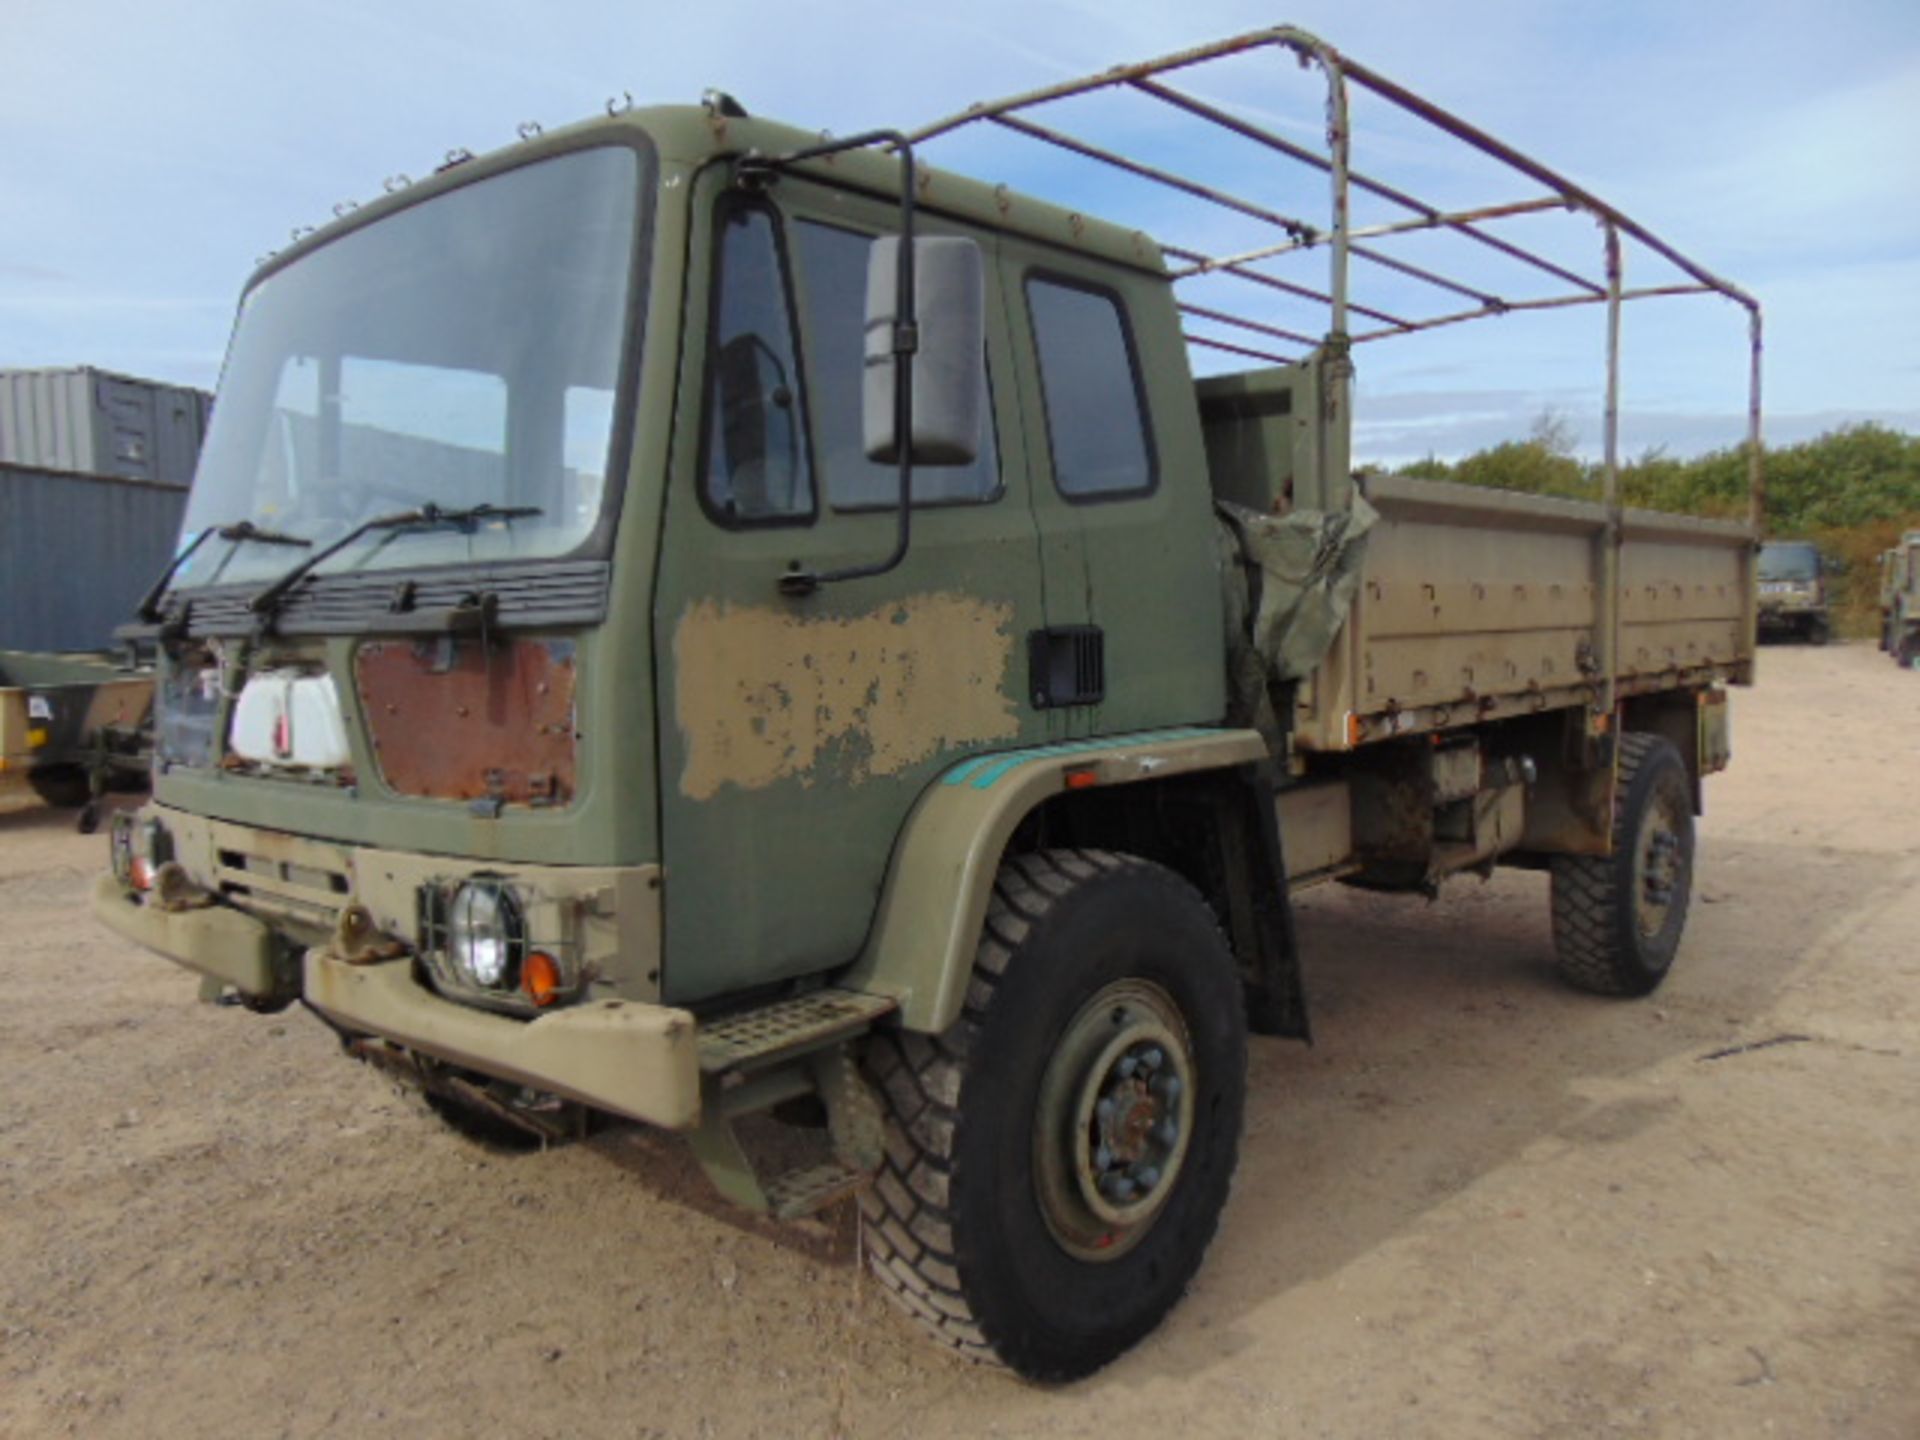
[745,131,918,598]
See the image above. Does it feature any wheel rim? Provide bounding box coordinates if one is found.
[1032,978,1196,1262]
[1632,782,1688,941]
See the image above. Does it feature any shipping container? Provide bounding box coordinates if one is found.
[0,463,189,652]
[0,366,212,488]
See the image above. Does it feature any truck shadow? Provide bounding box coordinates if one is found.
[584,1117,861,1267]
[1109,833,1904,1384]
[0,792,139,837]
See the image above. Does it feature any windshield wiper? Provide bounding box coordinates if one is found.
[247,502,542,622]
[136,519,312,623]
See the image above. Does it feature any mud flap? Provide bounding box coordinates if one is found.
[1165,759,1311,1041]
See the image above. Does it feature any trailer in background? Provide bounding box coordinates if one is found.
[0,649,151,830]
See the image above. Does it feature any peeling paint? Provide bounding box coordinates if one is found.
[673,592,1019,800]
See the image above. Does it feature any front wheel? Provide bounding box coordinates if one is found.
[860,849,1247,1381]
[1550,733,1695,996]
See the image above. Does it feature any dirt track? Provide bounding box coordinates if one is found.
[3,643,1918,1438]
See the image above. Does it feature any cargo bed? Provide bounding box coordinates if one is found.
[1292,473,1753,752]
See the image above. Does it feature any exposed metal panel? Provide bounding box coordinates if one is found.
[0,368,211,487]
[0,464,188,652]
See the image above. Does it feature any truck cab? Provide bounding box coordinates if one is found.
[99,101,1228,1021]
[1756,538,1830,644]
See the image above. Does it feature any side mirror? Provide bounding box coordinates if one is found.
[863,236,984,467]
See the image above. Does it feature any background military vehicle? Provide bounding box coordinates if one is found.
[0,649,150,830]
[94,28,1761,1378]
[1881,531,1920,665]
[1756,539,1831,644]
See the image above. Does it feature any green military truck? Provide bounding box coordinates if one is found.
[1879,532,1920,666]
[1755,539,1830,644]
[95,29,1761,1379]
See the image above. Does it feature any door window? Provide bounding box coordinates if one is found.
[702,206,814,525]
[1026,276,1155,500]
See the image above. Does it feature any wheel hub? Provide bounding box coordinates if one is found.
[1634,796,1687,938]
[1090,1043,1181,1203]
[1033,980,1196,1262]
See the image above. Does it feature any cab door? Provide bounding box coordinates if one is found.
[652,173,1050,1005]
[995,236,1228,741]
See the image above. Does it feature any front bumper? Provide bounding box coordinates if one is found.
[92,802,698,1127]
[93,872,282,995]
[304,952,700,1129]
[93,870,703,1129]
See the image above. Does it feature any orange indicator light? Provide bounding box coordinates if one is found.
[523,950,563,1008]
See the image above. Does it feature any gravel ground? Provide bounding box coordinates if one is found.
[2,641,1917,1438]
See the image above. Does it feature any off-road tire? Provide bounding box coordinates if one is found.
[859,849,1247,1382]
[1550,733,1694,996]
[27,764,93,810]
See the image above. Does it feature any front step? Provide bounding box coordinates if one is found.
[698,987,897,1075]
[688,990,895,1219]
[765,1161,868,1219]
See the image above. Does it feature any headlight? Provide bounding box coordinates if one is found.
[447,882,523,990]
[114,815,173,892]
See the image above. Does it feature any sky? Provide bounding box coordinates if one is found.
[2,0,1916,465]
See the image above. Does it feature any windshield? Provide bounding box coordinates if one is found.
[1758,543,1820,582]
[177,144,643,589]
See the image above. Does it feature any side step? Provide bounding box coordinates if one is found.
[698,988,898,1075]
[690,988,897,1219]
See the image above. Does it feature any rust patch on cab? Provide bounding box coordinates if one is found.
[356,637,577,805]
[672,591,1018,801]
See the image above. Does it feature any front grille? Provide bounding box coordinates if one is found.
[172,559,612,638]
[214,845,350,923]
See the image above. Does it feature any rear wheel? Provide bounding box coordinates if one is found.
[1550,733,1695,996]
[860,849,1247,1381]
